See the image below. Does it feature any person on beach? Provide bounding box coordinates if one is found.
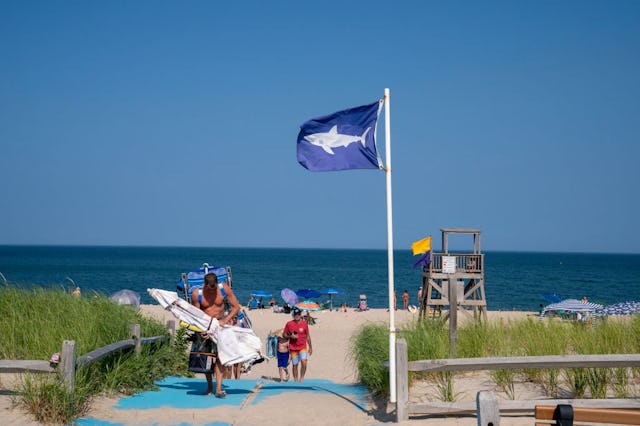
[223,314,241,380]
[191,273,241,398]
[402,290,409,310]
[283,307,312,383]
[247,295,258,309]
[277,332,290,381]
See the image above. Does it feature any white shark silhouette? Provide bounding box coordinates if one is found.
[303,125,371,155]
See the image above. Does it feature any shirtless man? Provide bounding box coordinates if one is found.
[191,273,240,397]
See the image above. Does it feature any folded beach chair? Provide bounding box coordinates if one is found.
[176,263,231,301]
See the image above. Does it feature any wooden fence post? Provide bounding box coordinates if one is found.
[130,324,141,356]
[477,390,500,426]
[166,320,176,342]
[61,340,76,393]
[449,274,458,358]
[396,338,409,422]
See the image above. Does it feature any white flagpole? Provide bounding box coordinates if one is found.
[383,87,397,403]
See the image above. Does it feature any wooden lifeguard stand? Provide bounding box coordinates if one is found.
[419,228,487,323]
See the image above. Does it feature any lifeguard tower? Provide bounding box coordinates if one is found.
[419,228,487,322]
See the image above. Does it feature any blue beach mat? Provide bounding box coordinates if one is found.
[76,377,370,425]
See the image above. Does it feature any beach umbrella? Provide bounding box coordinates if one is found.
[296,288,322,299]
[541,293,562,304]
[250,290,272,305]
[109,289,141,309]
[281,288,299,306]
[296,300,321,311]
[541,299,603,317]
[321,288,344,311]
[596,301,640,316]
[251,290,272,298]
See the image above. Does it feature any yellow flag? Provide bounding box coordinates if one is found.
[411,236,431,255]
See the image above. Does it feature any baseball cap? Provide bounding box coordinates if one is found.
[292,307,302,316]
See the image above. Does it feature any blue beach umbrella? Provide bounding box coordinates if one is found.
[321,288,344,311]
[296,288,322,299]
[250,290,273,307]
[541,293,562,304]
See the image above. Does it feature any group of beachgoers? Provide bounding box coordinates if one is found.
[275,307,313,382]
[189,273,315,396]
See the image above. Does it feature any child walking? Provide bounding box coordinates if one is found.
[277,332,290,381]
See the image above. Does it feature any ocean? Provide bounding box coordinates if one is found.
[1,246,639,311]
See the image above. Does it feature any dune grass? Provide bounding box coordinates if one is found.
[350,314,640,398]
[1,283,190,424]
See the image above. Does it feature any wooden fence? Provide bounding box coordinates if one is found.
[395,338,640,422]
[0,320,175,393]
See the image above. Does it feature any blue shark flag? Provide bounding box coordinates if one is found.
[297,100,383,172]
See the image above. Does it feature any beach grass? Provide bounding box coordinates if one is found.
[351,314,640,398]
[0,283,190,424]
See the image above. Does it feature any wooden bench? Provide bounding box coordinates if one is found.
[535,405,640,426]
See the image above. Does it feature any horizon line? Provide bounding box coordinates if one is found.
[0,243,638,256]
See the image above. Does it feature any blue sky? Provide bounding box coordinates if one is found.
[1,1,639,253]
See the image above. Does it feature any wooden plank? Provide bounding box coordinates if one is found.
[463,280,481,299]
[76,339,134,367]
[408,353,640,372]
[440,228,481,233]
[459,300,487,306]
[0,330,167,399]
[431,273,484,279]
[140,335,167,345]
[408,399,640,416]
[396,338,409,422]
[536,405,640,424]
[0,360,56,373]
[75,334,167,367]
[0,334,166,374]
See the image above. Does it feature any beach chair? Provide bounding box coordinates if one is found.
[176,263,231,301]
[303,312,317,325]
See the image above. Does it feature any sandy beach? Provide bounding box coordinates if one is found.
[2,306,539,425]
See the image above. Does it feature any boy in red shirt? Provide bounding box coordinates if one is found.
[283,307,313,383]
